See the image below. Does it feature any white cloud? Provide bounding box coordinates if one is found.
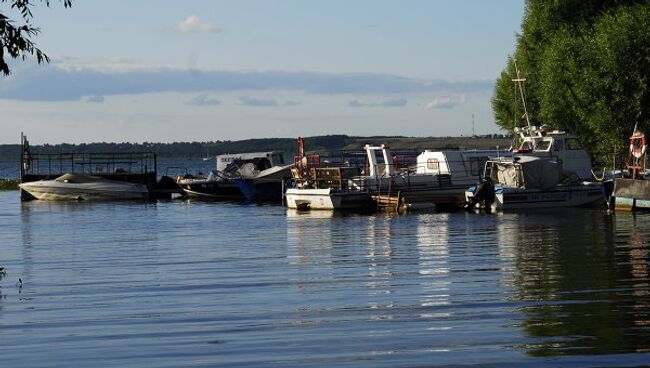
[348,98,407,108]
[185,94,221,106]
[177,16,220,33]
[239,96,279,107]
[0,64,492,101]
[82,95,105,103]
[425,95,466,109]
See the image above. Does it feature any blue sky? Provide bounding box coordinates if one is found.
[0,0,525,143]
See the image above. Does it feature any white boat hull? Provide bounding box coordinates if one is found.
[466,183,604,210]
[354,175,477,206]
[285,188,370,210]
[20,180,149,201]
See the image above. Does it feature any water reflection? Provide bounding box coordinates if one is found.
[415,214,450,308]
[505,210,650,356]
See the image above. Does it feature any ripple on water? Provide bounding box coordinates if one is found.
[0,193,649,367]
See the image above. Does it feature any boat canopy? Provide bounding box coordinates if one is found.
[490,156,560,190]
[54,174,103,184]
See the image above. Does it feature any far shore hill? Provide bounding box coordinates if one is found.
[0,134,512,160]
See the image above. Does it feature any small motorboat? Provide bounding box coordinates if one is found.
[178,151,287,199]
[465,156,604,211]
[19,173,149,201]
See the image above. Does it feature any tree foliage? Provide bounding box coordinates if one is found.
[0,0,71,75]
[493,0,650,161]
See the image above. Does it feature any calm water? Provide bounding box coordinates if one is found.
[1,191,650,367]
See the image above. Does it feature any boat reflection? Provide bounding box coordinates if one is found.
[503,209,650,356]
[286,210,455,331]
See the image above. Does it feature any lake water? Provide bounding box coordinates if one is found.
[1,190,650,367]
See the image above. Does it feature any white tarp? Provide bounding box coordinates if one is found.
[494,156,560,189]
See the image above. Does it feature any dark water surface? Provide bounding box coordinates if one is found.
[1,191,649,367]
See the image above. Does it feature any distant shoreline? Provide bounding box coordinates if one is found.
[1,134,512,161]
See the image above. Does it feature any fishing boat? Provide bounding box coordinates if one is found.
[285,167,372,210]
[610,127,650,210]
[465,156,604,211]
[178,151,286,199]
[19,173,149,201]
[285,138,371,210]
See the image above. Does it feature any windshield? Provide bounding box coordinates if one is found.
[534,140,552,151]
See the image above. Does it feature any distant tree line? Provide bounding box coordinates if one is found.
[0,134,512,160]
[493,0,650,162]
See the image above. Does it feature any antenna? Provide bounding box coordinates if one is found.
[472,113,475,137]
[512,59,532,132]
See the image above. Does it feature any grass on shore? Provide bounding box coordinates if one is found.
[0,178,19,190]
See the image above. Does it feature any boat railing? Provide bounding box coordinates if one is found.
[291,166,364,191]
[23,152,157,177]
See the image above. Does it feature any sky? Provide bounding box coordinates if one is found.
[0,0,525,144]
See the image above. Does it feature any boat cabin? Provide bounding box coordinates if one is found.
[415,150,509,178]
[514,126,592,180]
[215,151,287,177]
[484,156,561,190]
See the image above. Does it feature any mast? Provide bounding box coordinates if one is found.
[512,59,534,148]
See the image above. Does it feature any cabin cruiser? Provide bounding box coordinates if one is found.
[178,151,286,199]
[513,125,594,180]
[465,156,604,211]
[19,173,149,201]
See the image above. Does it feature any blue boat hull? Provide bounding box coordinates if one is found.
[233,178,283,202]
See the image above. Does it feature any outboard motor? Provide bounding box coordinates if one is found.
[466,177,495,212]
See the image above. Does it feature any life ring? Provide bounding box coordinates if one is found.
[630,135,647,159]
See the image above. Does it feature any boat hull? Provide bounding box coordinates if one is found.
[19,181,149,201]
[178,179,244,200]
[232,178,283,202]
[466,183,605,210]
[354,175,477,207]
[285,188,371,210]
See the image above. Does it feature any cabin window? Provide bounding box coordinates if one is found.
[469,157,487,176]
[554,140,564,151]
[565,138,583,150]
[427,159,439,171]
[271,154,284,164]
[536,140,551,151]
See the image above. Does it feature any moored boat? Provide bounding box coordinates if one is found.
[178,151,286,199]
[285,167,371,210]
[348,144,508,208]
[19,173,149,201]
[232,164,293,202]
[465,156,604,211]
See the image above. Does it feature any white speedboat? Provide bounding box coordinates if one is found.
[465,156,604,211]
[19,174,149,201]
